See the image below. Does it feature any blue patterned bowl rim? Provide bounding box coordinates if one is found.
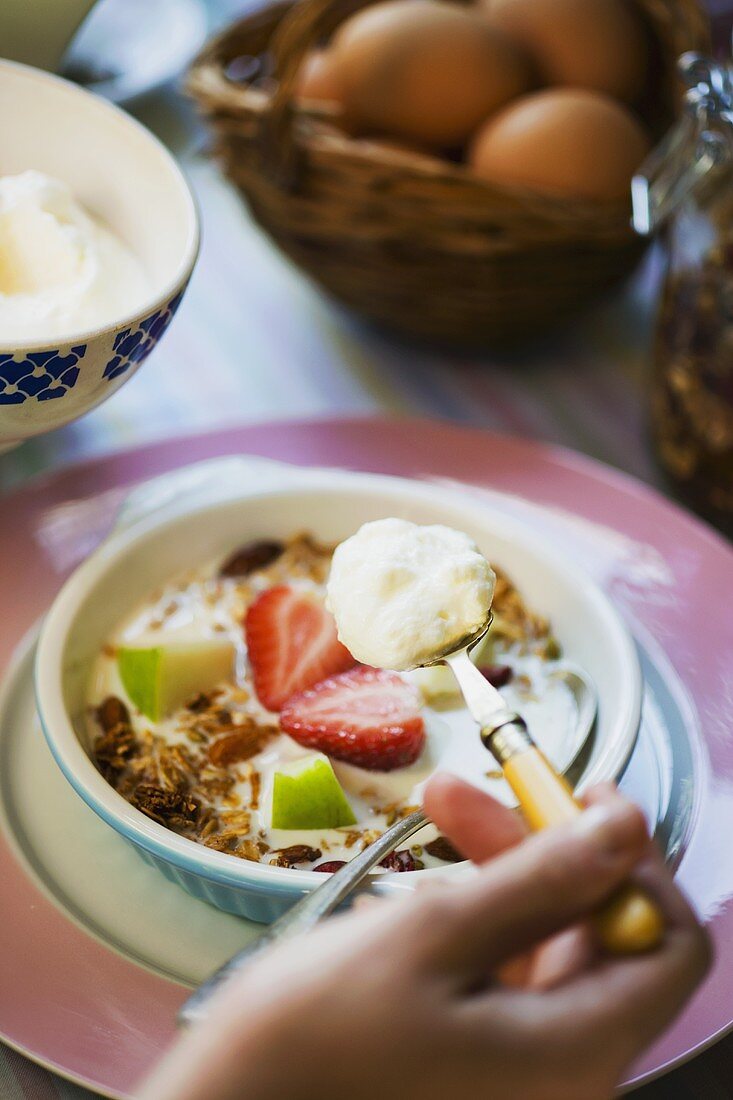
[0,59,199,355]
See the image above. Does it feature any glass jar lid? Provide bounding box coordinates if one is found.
[632,53,733,235]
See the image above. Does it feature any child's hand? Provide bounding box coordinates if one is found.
[139,782,710,1100]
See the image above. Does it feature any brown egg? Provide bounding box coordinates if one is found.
[330,0,532,148]
[296,50,344,104]
[483,0,648,103]
[468,88,650,200]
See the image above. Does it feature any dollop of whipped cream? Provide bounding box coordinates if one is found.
[0,170,149,342]
[326,518,496,670]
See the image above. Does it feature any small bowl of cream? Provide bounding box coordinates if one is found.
[0,59,199,452]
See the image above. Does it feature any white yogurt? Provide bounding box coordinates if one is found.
[326,518,496,670]
[0,170,149,341]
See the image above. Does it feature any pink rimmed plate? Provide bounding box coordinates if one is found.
[0,417,732,1097]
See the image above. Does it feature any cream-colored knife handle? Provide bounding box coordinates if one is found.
[496,735,664,954]
[445,649,663,955]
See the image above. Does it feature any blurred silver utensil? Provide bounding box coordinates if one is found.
[179,806,428,1027]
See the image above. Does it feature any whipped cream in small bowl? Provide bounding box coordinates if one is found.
[0,60,198,452]
[0,170,150,344]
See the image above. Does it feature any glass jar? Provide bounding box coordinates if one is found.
[633,54,733,533]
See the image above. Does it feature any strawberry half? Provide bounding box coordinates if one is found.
[280,666,425,771]
[245,585,356,711]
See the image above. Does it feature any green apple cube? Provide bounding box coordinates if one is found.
[272,754,357,830]
[118,638,235,721]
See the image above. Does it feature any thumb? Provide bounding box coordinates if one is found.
[424,773,526,863]
[419,796,649,979]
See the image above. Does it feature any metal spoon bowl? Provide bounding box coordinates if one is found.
[418,612,493,667]
[549,664,598,776]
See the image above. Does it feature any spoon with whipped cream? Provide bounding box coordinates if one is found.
[327,518,664,957]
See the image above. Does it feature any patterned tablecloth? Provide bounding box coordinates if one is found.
[2,15,733,1098]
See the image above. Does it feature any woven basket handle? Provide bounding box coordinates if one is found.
[261,0,370,186]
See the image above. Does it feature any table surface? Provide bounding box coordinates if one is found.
[2,9,733,1098]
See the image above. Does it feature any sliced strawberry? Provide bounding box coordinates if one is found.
[280,666,425,771]
[245,585,356,711]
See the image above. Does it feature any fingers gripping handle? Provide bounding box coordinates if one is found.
[493,733,664,954]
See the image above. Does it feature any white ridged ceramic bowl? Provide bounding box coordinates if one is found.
[0,60,199,451]
[34,463,642,923]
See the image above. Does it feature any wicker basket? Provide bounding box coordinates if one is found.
[189,0,709,345]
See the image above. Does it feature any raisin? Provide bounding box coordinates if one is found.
[219,540,284,578]
[96,695,131,732]
[479,664,514,689]
[424,836,464,863]
[380,850,423,872]
[312,860,347,873]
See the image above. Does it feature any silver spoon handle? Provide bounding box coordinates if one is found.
[445,649,523,736]
[178,808,429,1027]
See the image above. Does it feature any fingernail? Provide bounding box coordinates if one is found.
[572,802,644,858]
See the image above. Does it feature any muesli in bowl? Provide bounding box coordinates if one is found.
[87,530,573,875]
[36,472,642,921]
